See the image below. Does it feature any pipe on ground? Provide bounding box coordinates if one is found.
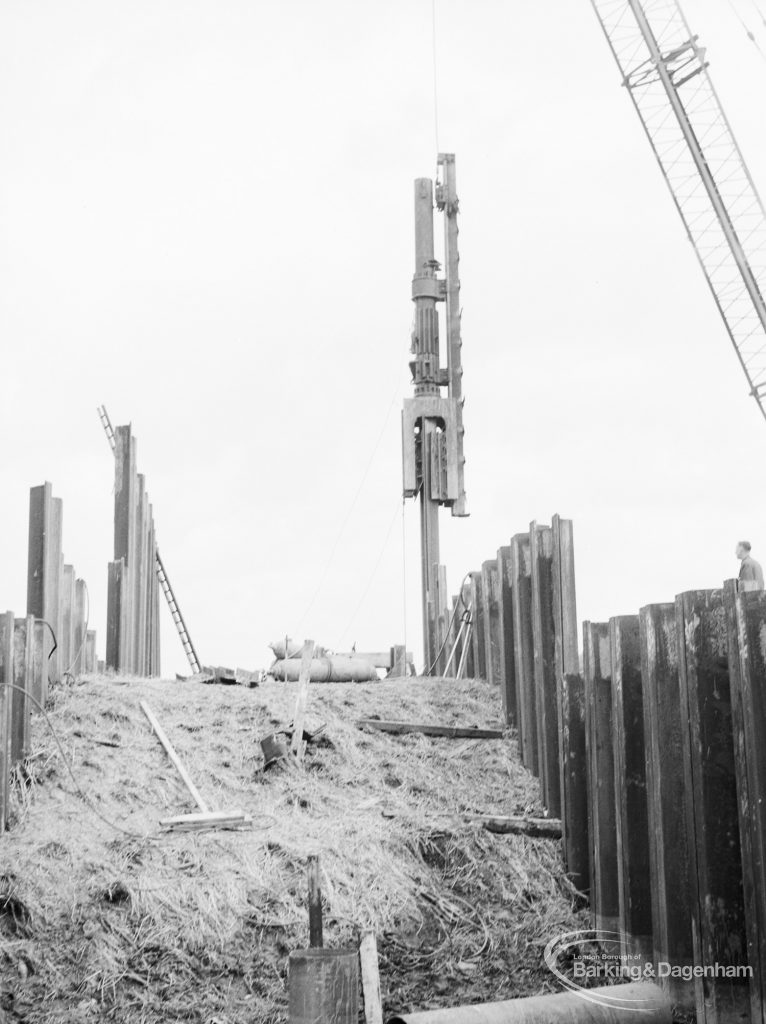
[386,982,671,1024]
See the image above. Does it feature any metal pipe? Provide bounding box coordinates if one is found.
[386,983,672,1024]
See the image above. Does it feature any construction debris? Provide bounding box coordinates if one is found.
[357,721,504,740]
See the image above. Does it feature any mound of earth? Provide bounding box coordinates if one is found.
[0,675,586,1022]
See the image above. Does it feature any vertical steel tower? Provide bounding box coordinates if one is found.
[403,154,468,672]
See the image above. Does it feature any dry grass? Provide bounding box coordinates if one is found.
[0,675,586,1022]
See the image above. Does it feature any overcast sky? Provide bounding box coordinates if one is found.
[2,0,766,677]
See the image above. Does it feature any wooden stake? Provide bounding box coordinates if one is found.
[140,699,209,813]
[290,640,315,762]
[360,931,383,1024]
[307,854,323,948]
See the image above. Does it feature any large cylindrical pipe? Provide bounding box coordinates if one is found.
[386,983,671,1024]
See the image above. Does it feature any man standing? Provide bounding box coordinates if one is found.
[737,541,764,589]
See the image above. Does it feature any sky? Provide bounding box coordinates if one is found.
[2,0,766,677]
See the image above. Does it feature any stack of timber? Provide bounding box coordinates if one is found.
[106,425,161,676]
[452,511,766,1023]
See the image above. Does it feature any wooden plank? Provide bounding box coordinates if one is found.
[159,809,247,828]
[360,931,384,1024]
[610,614,652,961]
[467,815,562,838]
[639,602,694,1007]
[725,580,766,1024]
[0,612,14,831]
[140,700,208,813]
[676,589,748,1024]
[497,546,517,726]
[482,559,504,693]
[291,641,316,761]
[530,522,559,815]
[583,622,619,936]
[356,720,504,739]
[552,516,586,892]
[511,533,536,772]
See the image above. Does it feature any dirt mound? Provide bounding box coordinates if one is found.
[0,676,586,1022]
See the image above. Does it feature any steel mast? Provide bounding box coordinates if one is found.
[403,154,468,673]
[590,0,766,420]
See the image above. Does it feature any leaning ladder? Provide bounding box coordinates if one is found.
[97,405,202,675]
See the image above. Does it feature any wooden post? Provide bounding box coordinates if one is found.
[511,534,536,772]
[530,522,559,814]
[0,612,14,831]
[307,854,323,948]
[725,581,766,1024]
[497,546,517,726]
[482,559,504,690]
[291,641,316,761]
[639,602,694,1006]
[360,931,383,1024]
[551,516,586,891]
[677,589,748,1024]
[610,614,652,962]
[583,622,619,935]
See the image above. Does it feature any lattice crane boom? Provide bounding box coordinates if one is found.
[590,0,766,421]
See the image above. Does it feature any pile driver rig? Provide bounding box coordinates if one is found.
[403,154,468,673]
